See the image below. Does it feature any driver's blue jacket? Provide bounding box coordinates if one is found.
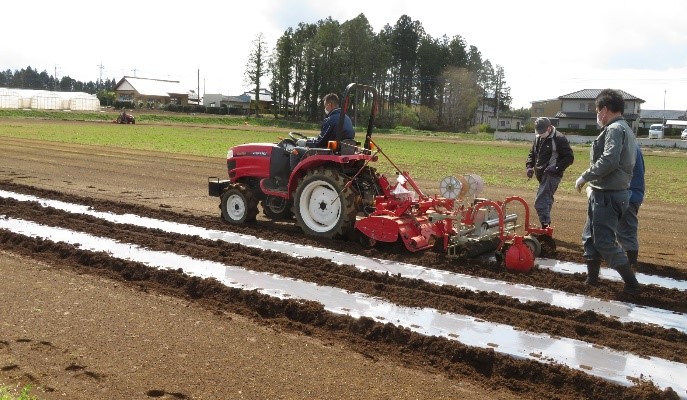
[305,108,354,148]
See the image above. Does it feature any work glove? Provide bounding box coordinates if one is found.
[296,138,307,147]
[544,165,559,174]
[585,185,592,199]
[575,176,587,193]
[526,168,534,179]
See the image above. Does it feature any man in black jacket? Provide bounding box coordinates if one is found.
[525,117,574,228]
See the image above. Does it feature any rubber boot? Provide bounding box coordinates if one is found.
[626,250,638,268]
[616,263,641,295]
[584,259,601,286]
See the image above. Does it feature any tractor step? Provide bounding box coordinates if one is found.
[260,178,289,198]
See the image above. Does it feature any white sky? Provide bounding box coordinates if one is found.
[3,0,687,111]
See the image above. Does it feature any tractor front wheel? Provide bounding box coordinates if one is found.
[293,168,357,239]
[221,186,257,224]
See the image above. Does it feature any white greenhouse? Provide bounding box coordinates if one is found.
[0,88,22,109]
[0,88,101,111]
[30,90,63,110]
[66,92,100,111]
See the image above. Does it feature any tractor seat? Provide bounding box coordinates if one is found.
[340,139,359,155]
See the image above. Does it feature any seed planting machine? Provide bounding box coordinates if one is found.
[208,83,554,271]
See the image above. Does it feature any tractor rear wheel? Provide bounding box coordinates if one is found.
[293,167,357,239]
[221,186,257,224]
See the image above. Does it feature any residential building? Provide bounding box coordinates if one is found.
[488,114,526,131]
[530,98,562,121]
[113,76,190,107]
[203,93,251,114]
[554,89,643,130]
[243,88,275,114]
[637,109,687,128]
[472,99,495,125]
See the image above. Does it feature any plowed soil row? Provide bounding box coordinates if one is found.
[0,185,682,400]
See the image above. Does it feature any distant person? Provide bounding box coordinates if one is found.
[617,144,645,268]
[525,117,574,228]
[290,93,355,171]
[575,89,640,295]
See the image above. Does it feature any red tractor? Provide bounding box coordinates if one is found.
[208,83,554,271]
[115,111,135,124]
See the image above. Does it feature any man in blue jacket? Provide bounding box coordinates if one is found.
[617,144,645,268]
[290,93,354,170]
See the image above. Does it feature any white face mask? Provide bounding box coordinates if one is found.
[536,128,550,138]
[596,110,606,128]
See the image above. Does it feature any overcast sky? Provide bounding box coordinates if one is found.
[3,0,687,110]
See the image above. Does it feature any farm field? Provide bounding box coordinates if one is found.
[1,118,686,399]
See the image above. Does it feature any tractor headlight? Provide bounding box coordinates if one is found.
[227,149,233,159]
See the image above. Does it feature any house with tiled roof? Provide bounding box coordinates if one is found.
[554,89,644,130]
[114,76,190,107]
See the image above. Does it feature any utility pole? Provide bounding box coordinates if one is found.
[97,62,105,91]
[54,64,59,91]
[663,89,666,126]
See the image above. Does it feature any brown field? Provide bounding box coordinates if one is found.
[1,125,686,399]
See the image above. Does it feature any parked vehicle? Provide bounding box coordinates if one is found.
[681,128,687,140]
[648,124,664,139]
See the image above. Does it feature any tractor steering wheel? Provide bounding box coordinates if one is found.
[288,132,308,142]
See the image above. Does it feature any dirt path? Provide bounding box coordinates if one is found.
[1,134,685,399]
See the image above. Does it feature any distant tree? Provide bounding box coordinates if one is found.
[0,69,11,87]
[448,35,468,68]
[493,64,512,111]
[267,13,506,127]
[271,28,295,118]
[97,90,116,106]
[510,107,531,119]
[60,76,76,91]
[466,45,482,72]
[339,13,376,85]
[477,60,494,124]
[492,64,512,130]
[441,66,479,132]
[416,35,448,109]
[391,15,423,106]
[245,32,269,117]
[374,24,394,115]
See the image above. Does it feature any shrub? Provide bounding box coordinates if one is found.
[415,106,439,130]
[468,124,495,134]
[114,100,135,110]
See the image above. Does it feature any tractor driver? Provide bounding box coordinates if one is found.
[289,93,355,171]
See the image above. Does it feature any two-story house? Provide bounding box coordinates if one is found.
[554,89,643,130]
